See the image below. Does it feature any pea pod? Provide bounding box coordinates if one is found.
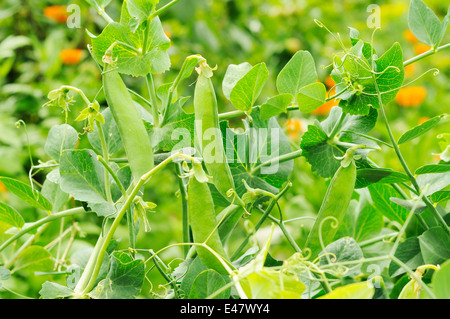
[193,61,243,206]
[304,159,356,258]
[188,174,229,274]
[102,60,154,184]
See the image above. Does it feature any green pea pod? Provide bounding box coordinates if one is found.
[102,62,154,184]
[304,160,356,258]
[188,175,229,274]
[193,61,243,206]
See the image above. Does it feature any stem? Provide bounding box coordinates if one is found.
[96,122,113,203]
[0,207,86,253]
[150,0,181,19]
[230,182,292,260]
[403,43,450,67]
[328,112,346,140]
[250,149,302,174]
[97,155,127,197]
[175,163,190,257]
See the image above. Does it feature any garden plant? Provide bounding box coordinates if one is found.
[0,0,449,301]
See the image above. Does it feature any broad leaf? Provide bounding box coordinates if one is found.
[319,237,364,277]
[222,62,253,100]
[319,281,374,299]
[13,246,53,273]
[354,205,383,242]
[297,82,326,113]
[39,282,74,299]
[408,0,444,47]
[276,50,317,97]
[368,183,409,224]
[89,251,145,299]
[432,259,450,299]
[355,168,409,189]
[88,108,124,156]
[188,269,230,299]
[45,124,79,161]
[0,177,52,212]
[59,149,115,217]
[418,226,450,265]
[230,62,269,112]
[398,114,446,144]
[260,94,293,120]
[0,201,25,229]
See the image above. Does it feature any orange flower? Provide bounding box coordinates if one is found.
[285,118,303,140]
[0,181,6,193]
[324,76,335,89]
[395,86,427,108]
[404,63,415,77]
[60,49,83,65]
[418,116,430,125]
[44,5,68,23]
[403,30,418,44]
[414,43,431,55]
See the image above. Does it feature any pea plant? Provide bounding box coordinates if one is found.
[0,0,449,300]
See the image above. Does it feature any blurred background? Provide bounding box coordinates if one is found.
[0,0,449,298]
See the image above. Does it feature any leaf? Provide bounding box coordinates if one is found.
[354,205,383,242]
[276,50,318,97]
[44,124,79,161]
[389,197,427,214]
[0,201,25,229]
[13,246,53,273]
[41,178,70,214]
[244,269,305,299]
[0,177,52,212]
[90,3,170,76]
[418,226,450,265]
[0,266,11,288]
[355,168,409,189]
[429,190,450,204]
[398,115,446,144]
[222,62,253,100]
[89,251,145,299]
[127,0,157,23]
[178,257,208,298]
[230,62,269,112]
[415,164,450,175]
[408,0,444,47]
[88,108,124,156]
[59,149,115,217]
[417,171,450,196]
[39,282,74,299]
[432,259,450,299]
[319,281,374,299]
[297,82,327,113]
[319,237,364,277]
[260,94,293,120]
[188,269,230,299]
[368,183,409,224]
[388,237,424,277]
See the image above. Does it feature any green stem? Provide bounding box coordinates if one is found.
[97,155,127,197]
[328,111,346,140]
[250,149,302,174]
[150,0,181,19]
[403,43,450,67]
[175,163,190,257]
[96,122,112,203]
[0,207,86,253]
[230,182,292,260]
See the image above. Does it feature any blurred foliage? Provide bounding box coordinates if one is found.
[0,0,449,298]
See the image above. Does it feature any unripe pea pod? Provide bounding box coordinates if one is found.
[102,49,154,184]
[193,61,244,207]
[187,174,229,274]
[304,157,357,258]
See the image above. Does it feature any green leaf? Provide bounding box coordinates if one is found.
[319,237,364,277]
[297,82,326,113]
[417,171,450,196]
[89,251,145,299]
[408,0,444,47]
[230,62,269,112]
[44,124,79,161]
[432,259,450,299]
[0,177,52,212]
[41,178,69,214]
[429,190,450,204]
[13,246,53,273]
[222,62,253,100]
[244,269,305,299]
[127,0,157,23]
[260,93,293,120]
[368,183,409,224]
[90,4,170,76]
[188,269,230,299]
[319,281,374,299]
[398,115,446,144]
[389,197,427,214]
[39,282,74,299]
[415,164,450,175]
[418,226,450,265]
[0,266,11,288]
[276,50,317,97]
[354,205,383,242]
[0,201,25,229]
[59,149,115,217]
[88,108,124,156]
[388,237,424,277]
[177,257,208,298]
[355,168,409,189]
